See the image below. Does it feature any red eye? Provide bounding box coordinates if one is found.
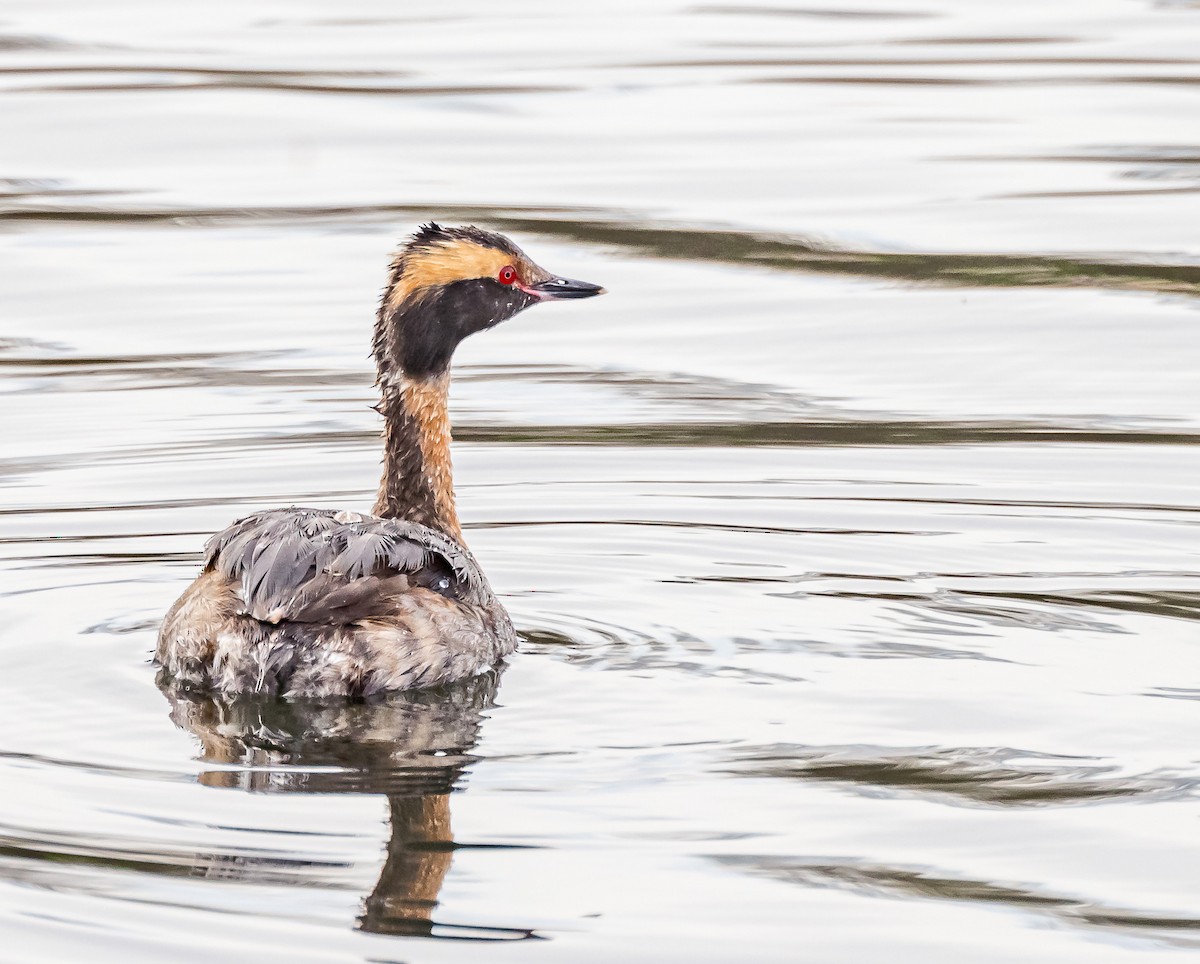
[498,265,517,285]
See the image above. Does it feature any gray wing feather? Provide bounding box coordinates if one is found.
[330,529,395,580]
[204,508,492,625]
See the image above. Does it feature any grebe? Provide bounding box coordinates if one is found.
[156,224,604,698]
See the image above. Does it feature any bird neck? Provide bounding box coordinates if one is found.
[373,372,462,542]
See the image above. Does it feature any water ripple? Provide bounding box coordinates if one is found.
[3,204,1198,296]
[713,854,1200,947]
[725,744,1199,807]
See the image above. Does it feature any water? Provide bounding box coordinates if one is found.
[2,0,1199,960]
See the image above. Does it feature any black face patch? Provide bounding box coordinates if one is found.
[389,278,539,378]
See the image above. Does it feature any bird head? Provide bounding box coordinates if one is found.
[375,223,605,382]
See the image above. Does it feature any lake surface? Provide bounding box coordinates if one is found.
[2,0,1199,960]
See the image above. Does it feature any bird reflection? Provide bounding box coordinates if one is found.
[160,669,536,941]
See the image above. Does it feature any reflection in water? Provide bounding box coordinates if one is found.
[161,670,538,942]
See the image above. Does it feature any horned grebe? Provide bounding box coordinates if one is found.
[156,224,604,697]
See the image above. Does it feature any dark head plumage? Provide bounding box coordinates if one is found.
[407,222,524,260]
[373,223,605,382]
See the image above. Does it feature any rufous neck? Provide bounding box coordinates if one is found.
[372,372,462,542]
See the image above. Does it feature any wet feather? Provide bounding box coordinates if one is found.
[203,507,487,626]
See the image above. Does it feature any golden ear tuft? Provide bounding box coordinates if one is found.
[386,225,527,309]
[395,241,511,299]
